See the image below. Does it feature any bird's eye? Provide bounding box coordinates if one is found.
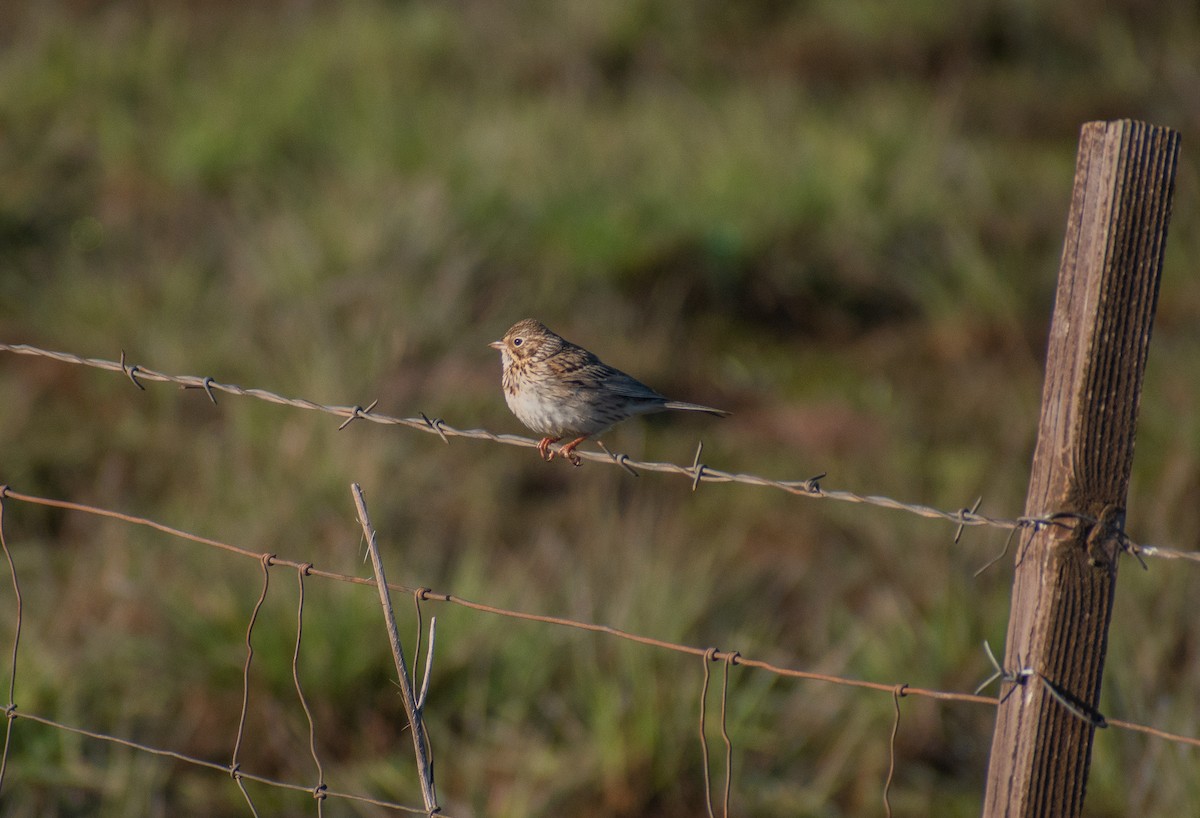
[513,337,523,347]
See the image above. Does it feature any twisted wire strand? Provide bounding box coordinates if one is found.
[3,342,1196,565]
[1,486,1197,751]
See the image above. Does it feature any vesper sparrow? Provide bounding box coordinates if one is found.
[490,319,729,465]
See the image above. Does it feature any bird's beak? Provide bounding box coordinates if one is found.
[489,340,504,350]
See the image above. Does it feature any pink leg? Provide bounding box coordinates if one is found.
[537,437,560,461]
[557,435,590,467]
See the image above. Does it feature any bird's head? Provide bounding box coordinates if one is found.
[489,319,562,366]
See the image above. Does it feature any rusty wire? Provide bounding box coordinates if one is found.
[5,484,1200,756]
[2,485,1198,751]
[291,564,328,813]
[696,647,734,818]
[0,491,21,794]
[9,709,442,815]
[232,553,272,817]
[0,487,449,815]
[699,650,716,818]
[0,487,1194,818]
[884,684,908,818]
[718,652,736,818]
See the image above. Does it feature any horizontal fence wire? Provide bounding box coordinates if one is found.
[2,342,1197,566]
[0,486,995,705]
[6,710,439,816]
[3,485,1199,755]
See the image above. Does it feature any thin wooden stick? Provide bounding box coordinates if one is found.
[352,483,438,814]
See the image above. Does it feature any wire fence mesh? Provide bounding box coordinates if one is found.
[1,344,1198,815]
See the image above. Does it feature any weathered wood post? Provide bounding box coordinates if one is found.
[982,120,1179,817]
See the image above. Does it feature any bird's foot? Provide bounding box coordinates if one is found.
[559,436,589,467]
[537,437,560,461]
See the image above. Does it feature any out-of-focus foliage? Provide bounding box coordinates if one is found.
[1,2,1197,815]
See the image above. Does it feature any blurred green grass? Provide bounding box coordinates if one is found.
[1,1,1199,816]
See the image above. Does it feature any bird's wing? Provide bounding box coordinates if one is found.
[546,345,665,402]
[591,364,665,401]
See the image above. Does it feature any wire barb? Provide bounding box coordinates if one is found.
[802,472,825,494]
[955,496,984,544]
[338,399,380,431]
[974,640,1033,700]
[691,441,707,492]
[119,350,146,390]
[182,376,220,404]
[419,413,450,444]
[597,441,639,477]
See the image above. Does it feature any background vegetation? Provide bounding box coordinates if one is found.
[1,1,1198,815]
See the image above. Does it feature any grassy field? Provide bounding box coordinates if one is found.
[2,2,1199,816]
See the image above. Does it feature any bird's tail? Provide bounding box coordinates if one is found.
[662,401,730,418]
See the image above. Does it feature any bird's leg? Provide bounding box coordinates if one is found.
[558,435,590,467]
[537,437,561,461]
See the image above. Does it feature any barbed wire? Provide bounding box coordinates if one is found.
[2,342,1197,566]
[3,343,1200,813]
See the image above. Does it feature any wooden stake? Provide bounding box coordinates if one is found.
[982,120,1179,817]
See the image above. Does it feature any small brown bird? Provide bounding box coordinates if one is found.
[490,319,729,465]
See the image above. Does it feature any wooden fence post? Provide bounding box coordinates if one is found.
[982,120,1180,817]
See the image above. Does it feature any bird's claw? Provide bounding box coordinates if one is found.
[535,436,585,466]
[537,437,559,461]
[557,436,588,467]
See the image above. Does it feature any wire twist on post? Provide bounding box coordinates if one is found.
[1038,673,1107,729]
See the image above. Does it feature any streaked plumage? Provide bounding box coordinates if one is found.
[490,319,729,465]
